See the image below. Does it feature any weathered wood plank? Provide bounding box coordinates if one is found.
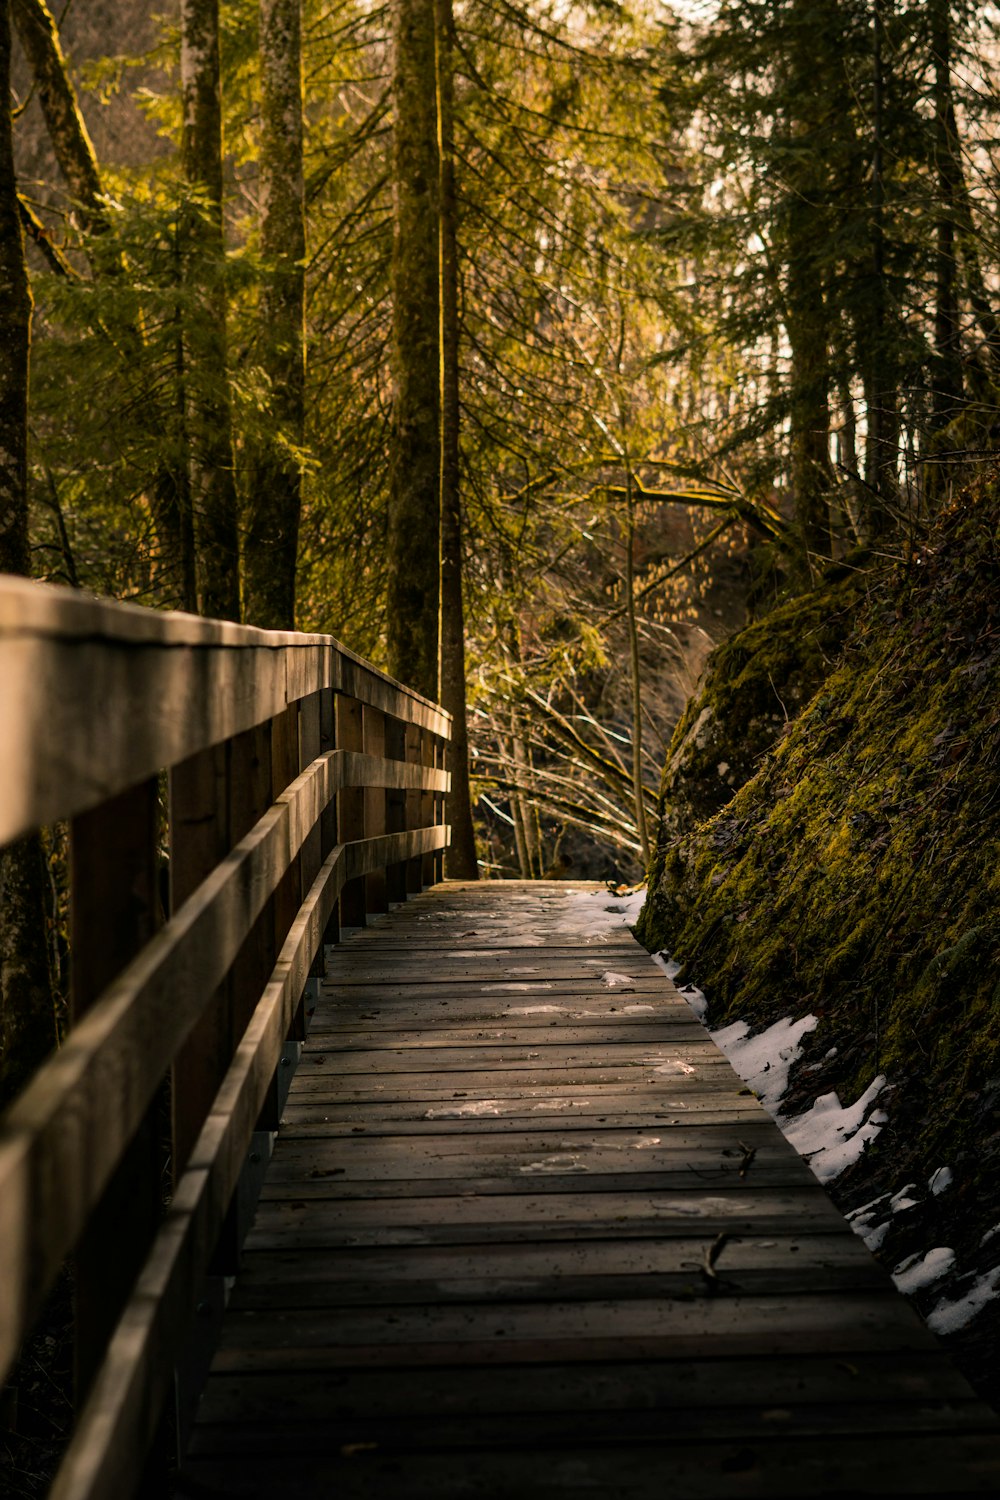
[180,883,1000,1499]
[0,577,450,843]
[171,1438,1000,1500]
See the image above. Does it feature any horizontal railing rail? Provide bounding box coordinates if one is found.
[0,577,452,1500]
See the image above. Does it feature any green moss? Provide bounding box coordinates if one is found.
[636,480,1000,1229]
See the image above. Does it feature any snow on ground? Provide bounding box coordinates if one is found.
[928,1267,1000,1335]
[929,1165,953,1195]
[649,938,1000,1339]
[781,1079,888,1184]
[563,891,1000,1340]
[892,1247,956,1296]
[711,1014,819,1113]
[651,951,708,1020]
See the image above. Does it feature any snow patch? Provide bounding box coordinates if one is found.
[890,1183,921,1213]
[602,971,635,988]
[520,1155,589,1175]
[425,1100,505,1119]
[928,1166,953,1196]
[928,1268,1000,1336]
[892,1247,956,1296]
[645,1055,697,1077]
[481,983,554,992]
[781,1076,887,1184]
[711,1013,819,1110]
[651,953,708,1020]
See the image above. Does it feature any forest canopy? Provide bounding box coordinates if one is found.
[5,0,1000,883]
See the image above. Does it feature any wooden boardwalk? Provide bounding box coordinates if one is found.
[181,882,1000,1498]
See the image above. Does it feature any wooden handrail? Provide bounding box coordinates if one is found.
[0,576,452,1499]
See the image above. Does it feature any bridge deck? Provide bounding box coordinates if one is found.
[181,882,1000,1497]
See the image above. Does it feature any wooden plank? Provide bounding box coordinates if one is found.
[192,1349,981,1421]
[180,883,1000,1500]
[204,1291,938,1362]
[338,652,450,739]
[169,1437,1000,1500]
[0,577,450,844]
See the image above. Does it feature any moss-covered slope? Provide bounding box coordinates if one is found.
[637,483,1000,1398]
[650,564,864,847]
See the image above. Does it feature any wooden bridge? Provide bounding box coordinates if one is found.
[2,581,1000,1499]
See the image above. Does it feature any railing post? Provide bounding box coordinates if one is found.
[70,777,163,1404]
[319,686,338,950]
[336,693,365,927]
[363,705,388,917]
[435,733,447,884]
[170,743,232,1178]
[385,715,408,904]
[421,728,436,887]
[270,703,302,975]
[298,691,324,1033]
[404,721,424,894]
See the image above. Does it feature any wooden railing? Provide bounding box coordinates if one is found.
[0,578,451,1499]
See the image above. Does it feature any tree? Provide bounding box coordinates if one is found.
[435,0,477,876]
[13,0,198,606]
[0,0,55,1104]
[242,0,305,629]
[385,0,439,697]
[181,0,241,620]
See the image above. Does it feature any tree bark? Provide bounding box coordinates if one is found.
[181,0,241,620]
[10,0,104,235]
[785,0,831,566]
[387,0,439,699]
[623,467,650,867]
[435,0,477,877]
[243,0,305,629]
[931,0,963,430]
[864,0,898,530]
[0,0,55,1105]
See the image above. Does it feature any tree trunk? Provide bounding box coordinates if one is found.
[0,0,55,1106]
[623,468,650,867]
[435,0,477,878]
[10,0,104,235]
[785,0,831,566]
[243,0,305,629]
[931,0,963,431]
[386,0,439,699]
[865,0,898,530]
[181,0,241,621]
